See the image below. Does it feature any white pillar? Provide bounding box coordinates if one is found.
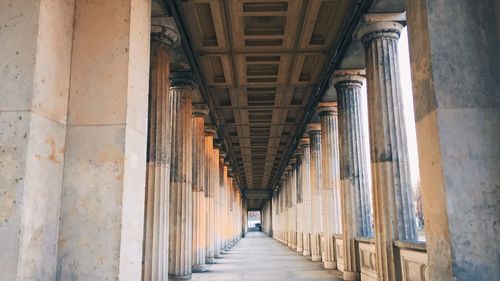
[168,75,194,280]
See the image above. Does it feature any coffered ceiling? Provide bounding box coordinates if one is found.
[163,0,370,209]
[173,0,358,209]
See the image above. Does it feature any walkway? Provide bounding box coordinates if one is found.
[193,232,343,281]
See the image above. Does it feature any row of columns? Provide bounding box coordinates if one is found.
[143,22,244,281]
[270,19,417,281]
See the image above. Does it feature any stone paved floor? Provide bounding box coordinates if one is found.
[192,232,343,281]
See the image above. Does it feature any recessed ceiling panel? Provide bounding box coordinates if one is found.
[178,0,357,209]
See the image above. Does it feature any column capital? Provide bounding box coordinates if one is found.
[299,137,310,148]
[204,125,216,136]
[357,21,404,45]
[151,17,179,47]
[170,72,197,90]
[192,103,209,118]
[331,69,365,88]
[306,123,321,135]
[316,102,338,117]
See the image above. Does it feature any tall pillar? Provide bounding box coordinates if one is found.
[56,1,151,280]
[358,21,416,281]
[285,168,292,248]
[213,142,222,258]
[143,18,179,281]
[191,104,208,273]
[0,1,75,279]
[204,128,216,264]
[307,124,323,262]
[405,2,500,279]
[289,159,298,250]
[168,74,194,281]
[317,103,342,270]
[242,198,248,237]
[222,162,229,252]
[300,137,312,257]
[295,151,304,253]
[333,70,371,280]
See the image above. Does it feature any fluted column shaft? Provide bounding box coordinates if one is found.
[213,145,221,258]
[295,153,304,253]
[334,73,371,280]
[358,21,417,281]
[204,131,216,264]
[318,104,342,270]
[143,24,178,281]
[308,126,323,262]
[300,138,312,256]
[290,161,297,250]
[222,164,229,251]
[191,105,208,273]
[168,80,194,280]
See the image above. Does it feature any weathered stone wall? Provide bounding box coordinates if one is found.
[405,0,500,279]
[0,1,75,280]
[56,0,151,280]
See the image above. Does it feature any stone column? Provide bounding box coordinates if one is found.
[56,1,151,280]
[317,103,342,270]
[300,137,312,257]
[204,128,216,264]
[358,21,416,281]
[229,174,235,246]
[168,74,194,281]
[405,2,500,279]
[333,71,371,280]
[242,198,248,237]
[143,18,179,281]
[289,159,298,250]
[285,168,292,248]
[0,2,74,279]
[213,142,222,258]
[295,151,304,253]
[222,162,229,252]
[307,124,323,262]
[191,104,208,273]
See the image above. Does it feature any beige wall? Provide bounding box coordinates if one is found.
[0,1,75,280]
[0,0,151,280]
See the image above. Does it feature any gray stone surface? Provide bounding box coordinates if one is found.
[193,232,343,281]
[0,0,74,280]
[405,0,500,280]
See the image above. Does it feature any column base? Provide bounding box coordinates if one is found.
[343,271,359,280]
[296,247,303,253]
[168,274,192,281]
[311,255,322,262]
[206,257,216,264]
[292,245,297,250]
[192,264,208,273]
[214,253,222,259]
[303,250,311,256]
[323,261,337,269]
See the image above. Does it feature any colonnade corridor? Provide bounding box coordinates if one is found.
[1,0,499,281]
[193,232,342,281]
